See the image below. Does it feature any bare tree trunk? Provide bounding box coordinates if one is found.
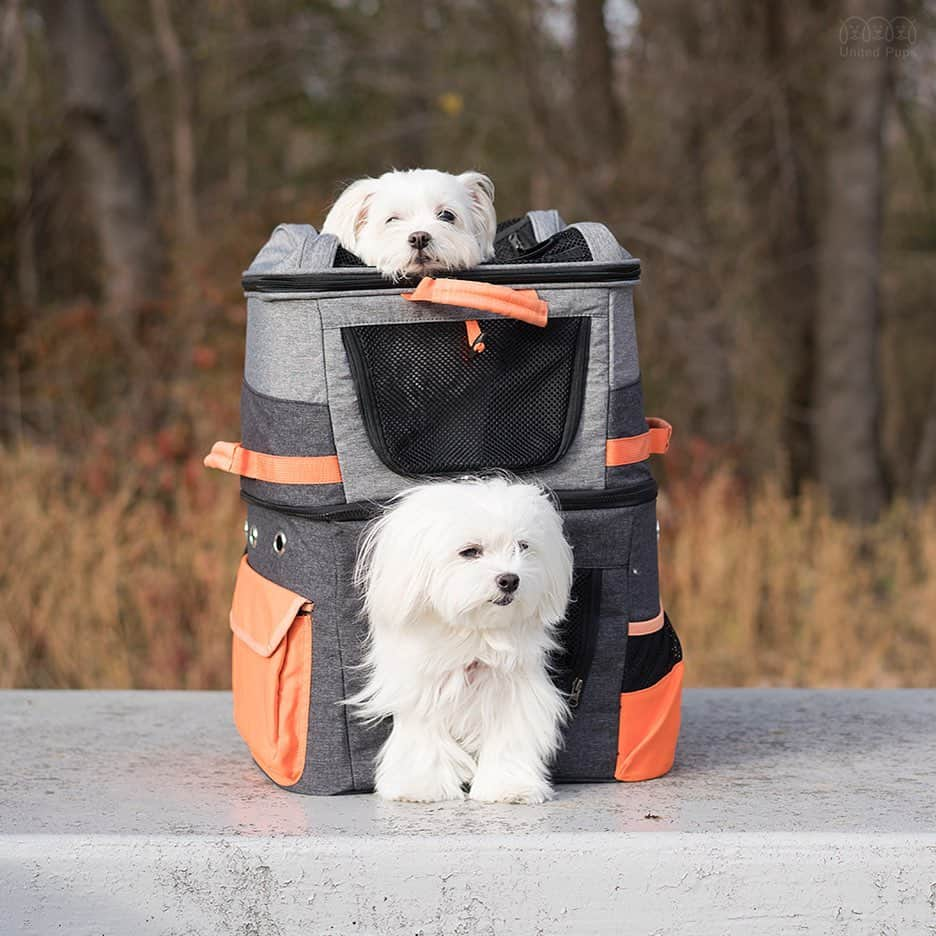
[4,0,38,310]
[573,0,623,200]
[227,0,249,209]
[815,0,891,522]
[37,0,163,325]
[150,0,199,249]
[911,378,936,502]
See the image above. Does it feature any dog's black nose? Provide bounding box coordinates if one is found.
[408,231,432,250]
[496,573,520,594]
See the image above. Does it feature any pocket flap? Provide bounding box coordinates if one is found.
[229,555,311,657]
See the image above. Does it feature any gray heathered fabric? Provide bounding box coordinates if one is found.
[573,223,632,263]
[527,209,566,241]
[239,380,347,508]
[562,506,633,568]
[241,381,338,456]
[319,288,611,502]
[608,286,639,388]
[607,381,649,439]
[299,231,340,271]
[245,296,326,404]
[628,501,661,622]
[245,224,315,275]
[605,462,655,489]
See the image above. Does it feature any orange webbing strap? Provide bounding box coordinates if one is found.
[204,441,342,485]
[606,417,672,467]
[404,277,548,327]
[465,319,486,353]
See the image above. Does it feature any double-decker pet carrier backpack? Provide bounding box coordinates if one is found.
[205,210,684,794]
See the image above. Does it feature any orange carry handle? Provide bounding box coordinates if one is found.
[204,441,342,485]
[605,417,672,467]
[403,277,548,327]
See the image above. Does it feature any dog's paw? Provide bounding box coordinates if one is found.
[376,776,466,803]
[468,771,553,805]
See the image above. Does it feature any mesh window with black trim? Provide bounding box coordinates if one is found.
[341,316,591,476]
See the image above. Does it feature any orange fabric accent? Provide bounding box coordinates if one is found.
[605,417,673,467]
[204,441,342,485]
[230,556,312,787]
[615,661,684,782]
[403,277,548,327]
[465,319,485,353]
[629,609,665,636]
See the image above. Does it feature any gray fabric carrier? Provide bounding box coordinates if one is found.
[217,211,684,794]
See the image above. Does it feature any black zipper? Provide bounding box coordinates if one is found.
[240,479,657,521]
[241,260,640,295]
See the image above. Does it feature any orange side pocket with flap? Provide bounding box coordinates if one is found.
[230,555,312,787]
[615,660,684,782]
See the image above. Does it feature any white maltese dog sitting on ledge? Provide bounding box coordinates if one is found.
[322,169,496,280]
[352,477,574,804]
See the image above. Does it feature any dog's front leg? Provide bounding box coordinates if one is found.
[469,665,565,805]
[375,711,472,803]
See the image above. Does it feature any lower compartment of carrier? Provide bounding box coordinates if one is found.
[229,489,683,795]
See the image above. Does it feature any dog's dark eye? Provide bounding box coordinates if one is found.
[385,216,399,225]
[437,209,456,223]
[459,545,483,559]
[517,541,529,552]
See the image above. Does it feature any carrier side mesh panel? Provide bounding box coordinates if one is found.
[621,615,683,692]
[501,228,592,265]
[341,316,590,475]
[552,569,601,698]
[332,226,592,267]
[334,245,366,266]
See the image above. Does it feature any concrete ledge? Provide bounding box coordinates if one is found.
[2,690,934,935]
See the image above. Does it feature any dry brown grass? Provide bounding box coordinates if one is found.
[1,446,934,688]
[662,472,936,687]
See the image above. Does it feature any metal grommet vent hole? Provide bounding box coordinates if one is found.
[273,531,287,555]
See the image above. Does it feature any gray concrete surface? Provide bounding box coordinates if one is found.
[1,690,934,936]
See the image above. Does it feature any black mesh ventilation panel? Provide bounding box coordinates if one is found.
[332,222,592,268]
[552,569,602,702]
[621,615,683,693]
[341,316,590,475]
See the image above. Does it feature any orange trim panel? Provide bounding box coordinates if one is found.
[606,417,672,467]
[404,277,548,327]
[230,556,312,787]
[615,661,684,782]
[204,441,342,485]
[629,609,665,636]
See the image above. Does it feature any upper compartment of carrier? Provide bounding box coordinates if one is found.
[211,210,665,506]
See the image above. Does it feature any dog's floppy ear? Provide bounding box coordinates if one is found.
[322,178,379,250]
[458,171,496,260]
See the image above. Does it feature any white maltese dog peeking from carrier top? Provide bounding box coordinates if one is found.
[322,169,496,280]
[351,477,574,804]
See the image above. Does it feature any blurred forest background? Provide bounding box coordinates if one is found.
[1,0,934,688]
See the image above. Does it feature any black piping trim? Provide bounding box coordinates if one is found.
[242,261,640,295]
[241,481,658,522]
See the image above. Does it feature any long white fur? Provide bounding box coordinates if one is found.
[351,477,574,804]
[322,169,496,280]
